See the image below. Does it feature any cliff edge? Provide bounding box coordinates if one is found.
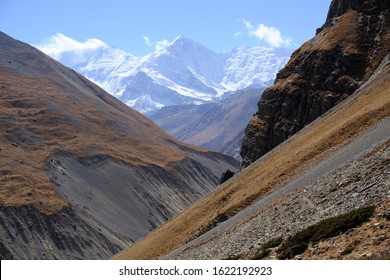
[241,0,390,167]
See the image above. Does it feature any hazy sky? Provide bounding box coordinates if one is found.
[1,0,332,56]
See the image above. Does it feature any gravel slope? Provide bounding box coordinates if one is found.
[166,117,390,259]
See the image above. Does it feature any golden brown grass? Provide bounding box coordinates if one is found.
[0,64,192,214]
[114,65,390,259]
[309,11,360,53]
[268,11,361,95]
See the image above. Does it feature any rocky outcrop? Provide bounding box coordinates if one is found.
[219,169,235,185]
[241,0,390,167]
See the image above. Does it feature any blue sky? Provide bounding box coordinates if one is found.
[1,0,332,56]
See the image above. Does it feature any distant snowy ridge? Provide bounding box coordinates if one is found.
[38,34,292,113]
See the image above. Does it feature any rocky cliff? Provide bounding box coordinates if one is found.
[241,0,390,167]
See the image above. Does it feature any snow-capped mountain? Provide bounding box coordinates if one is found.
[38,34,291,113]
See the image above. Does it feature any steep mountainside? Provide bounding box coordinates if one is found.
[241,0,390,167]
[114,0,390,260]
[115,50,390,261]
[0,31,238,259]
[39,35,291,113]
[149,89,263,159]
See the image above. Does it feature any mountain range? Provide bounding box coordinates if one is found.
[39,34,291,114]
[149,88,263,159]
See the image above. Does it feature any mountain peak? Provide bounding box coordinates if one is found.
[172,35,188,43]
[166,35,212,54]
[0,31,239,259]
[38,34,291,113]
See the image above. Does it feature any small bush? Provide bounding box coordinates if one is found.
[340,246,355,256]
[223,255,240,260]
[261,237,283,251]
[252,237,283,260]
[252,249,271,260]
[277,205,375,259]
[278,242,308,260]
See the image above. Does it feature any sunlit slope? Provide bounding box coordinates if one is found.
[115,63,390,259]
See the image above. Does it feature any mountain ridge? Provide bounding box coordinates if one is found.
[38,34,291,113]
[150,88,263,159]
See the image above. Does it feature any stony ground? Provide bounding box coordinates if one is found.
[170,140,390,259]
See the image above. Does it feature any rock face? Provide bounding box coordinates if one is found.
[219,169,235,185]
[241,0,390,167]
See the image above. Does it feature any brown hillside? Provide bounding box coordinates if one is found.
[0,29,237,215]
[0,31,239,259]
[115,60,390,259]
[0,33,190,214]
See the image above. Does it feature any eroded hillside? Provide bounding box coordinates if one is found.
[0,31,238,259]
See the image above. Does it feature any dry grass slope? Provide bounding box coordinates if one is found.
[115,64,390,260]
[0,32,217,215]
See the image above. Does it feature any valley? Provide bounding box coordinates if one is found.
[1,0,389,261]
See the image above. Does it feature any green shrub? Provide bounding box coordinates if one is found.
[260,237,283,251]
[340,246,355,256]
[277,205,375,259]
[278,242,308,260]
[252,249,271,260]
[223,255,240,260]
[252,237,283,260]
